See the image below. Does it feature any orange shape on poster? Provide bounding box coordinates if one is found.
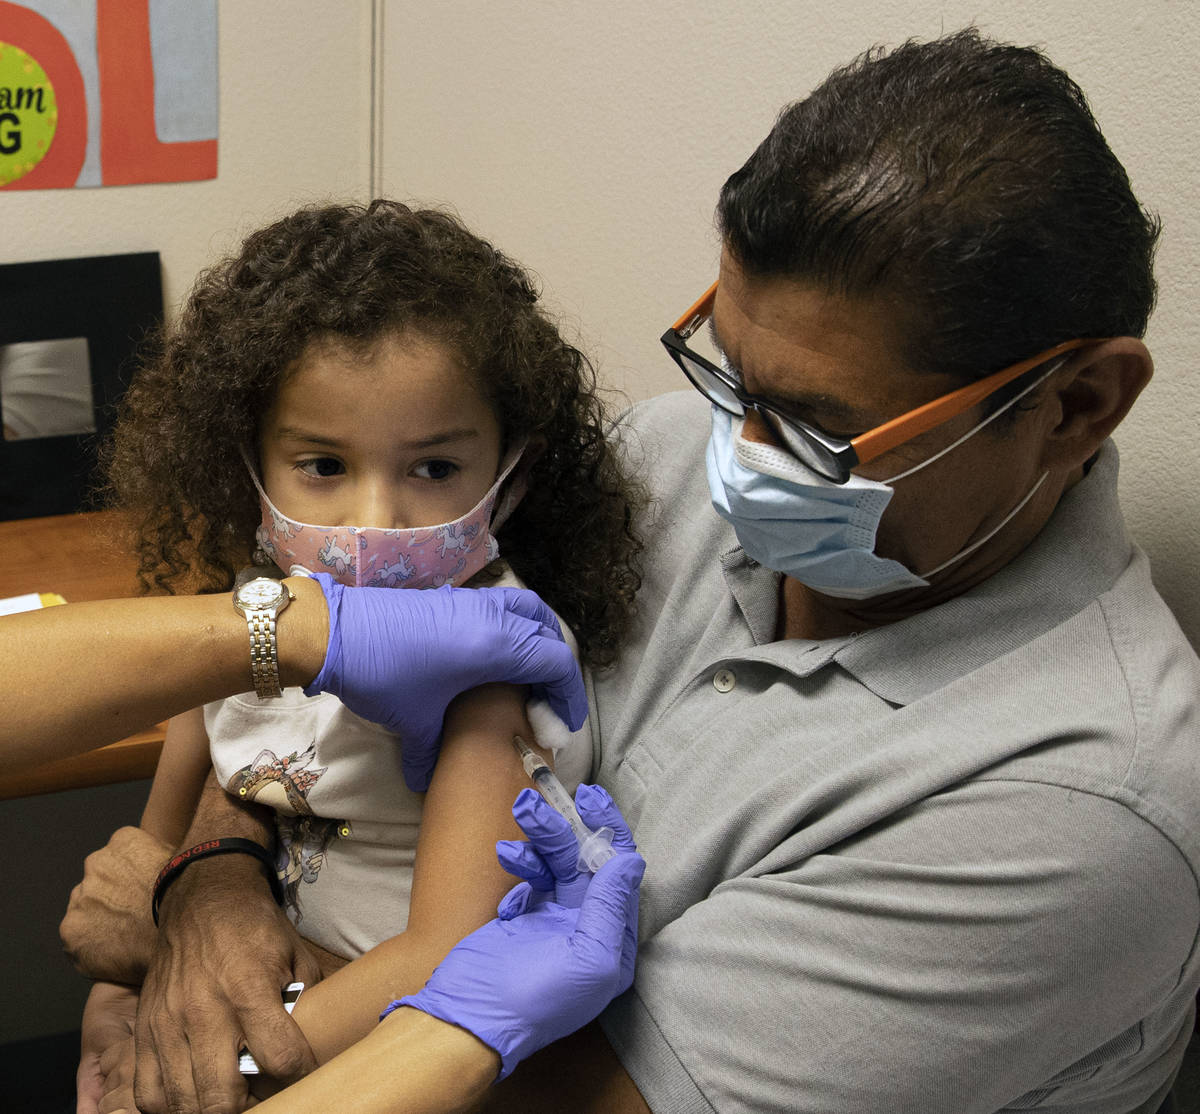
[97,0,216,185]
[0,0,86,190]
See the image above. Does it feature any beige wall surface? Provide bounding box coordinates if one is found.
[3,1,374,313]
[380,0,1200,646]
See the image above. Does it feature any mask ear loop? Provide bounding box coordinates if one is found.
[905,357,1067,579]
[240,445,269,497]
[918,470,1049,578]
[489,439,531,532]
[882,358,1067,485]
[238,447,280,568]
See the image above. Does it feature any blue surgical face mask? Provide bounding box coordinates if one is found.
[704,362,1058,599]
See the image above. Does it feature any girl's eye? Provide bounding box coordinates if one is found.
[413,459,459,481]
[297,457,344,478]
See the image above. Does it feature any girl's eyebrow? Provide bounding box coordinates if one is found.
[273,426,482,449]
[404,428,482,449]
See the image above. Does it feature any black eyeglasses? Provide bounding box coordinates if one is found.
[661,279,1099,484]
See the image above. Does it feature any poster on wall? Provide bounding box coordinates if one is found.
[0,0,216,190]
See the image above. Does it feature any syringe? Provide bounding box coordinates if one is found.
[512,735,616,872]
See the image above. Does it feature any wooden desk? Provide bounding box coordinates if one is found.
[0,511,165,799]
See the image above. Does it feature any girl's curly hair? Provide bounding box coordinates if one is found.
[103,200,644,668]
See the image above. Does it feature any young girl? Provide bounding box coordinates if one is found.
[96,200,643,1074]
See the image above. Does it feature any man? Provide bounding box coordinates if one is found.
[68,29,1199,1113]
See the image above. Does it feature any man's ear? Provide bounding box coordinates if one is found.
[1042,337,1153,471]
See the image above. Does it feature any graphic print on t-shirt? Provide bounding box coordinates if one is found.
[226,744,349,922]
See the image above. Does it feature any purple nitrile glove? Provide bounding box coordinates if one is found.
[495,784,636,909]
[382,784,644,1080]
[305,574,587,792]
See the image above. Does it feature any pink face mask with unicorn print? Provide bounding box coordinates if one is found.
[247,443,527,589]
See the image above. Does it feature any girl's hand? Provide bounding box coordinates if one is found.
[96,1034,136,1114]
[307,577,588,791]
[77,982,139,1114]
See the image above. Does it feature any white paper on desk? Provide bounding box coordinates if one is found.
[0,592,44,615]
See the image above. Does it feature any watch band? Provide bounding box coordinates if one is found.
[246,607,284,699]
[233,572,293,700]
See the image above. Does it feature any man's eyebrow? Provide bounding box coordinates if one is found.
[707,322,870,427]
[273,426,482,449]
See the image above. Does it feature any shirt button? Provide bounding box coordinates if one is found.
[713,668,736,693]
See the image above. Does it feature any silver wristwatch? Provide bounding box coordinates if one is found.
[232,574,295,699]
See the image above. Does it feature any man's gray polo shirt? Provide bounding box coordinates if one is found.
[592,391,1200,1113]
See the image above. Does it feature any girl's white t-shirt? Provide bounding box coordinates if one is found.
[205,565,590,960]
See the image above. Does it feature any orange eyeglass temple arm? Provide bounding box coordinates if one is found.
[850,337,1099,465]
[672,280,720,337]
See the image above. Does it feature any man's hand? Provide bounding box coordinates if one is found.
[77,981,139,1114]
[61,826,173,984]
[308,576,588,791]
[132,855,321,1114]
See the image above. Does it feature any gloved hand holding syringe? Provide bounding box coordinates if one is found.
[512,735,616,872]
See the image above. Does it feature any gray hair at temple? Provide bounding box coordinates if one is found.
[717,28,1161,382]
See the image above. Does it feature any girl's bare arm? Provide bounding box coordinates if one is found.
[253,1005,499,1114]
[283,682,546,1067]
[140,707,215,844]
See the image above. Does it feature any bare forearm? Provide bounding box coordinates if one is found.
[135,770,326,1113]
[290,685,538,1066]
[254,1007,499,1114]
[152,773,279,935]
[288,929,452,1065]
[2,575,326,772]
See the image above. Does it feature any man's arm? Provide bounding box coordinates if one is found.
[133,770,324,1114]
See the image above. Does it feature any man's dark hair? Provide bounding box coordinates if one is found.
[717,28,1160,381]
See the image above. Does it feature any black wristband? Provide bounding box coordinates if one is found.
[151,837,285,926]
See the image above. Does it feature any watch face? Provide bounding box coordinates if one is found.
[239,578,284,607]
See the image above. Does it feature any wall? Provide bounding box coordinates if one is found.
[379,0,1200,648]
[0,0,375,1042]
[0,779,150,1043]
[5,0,374,310]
